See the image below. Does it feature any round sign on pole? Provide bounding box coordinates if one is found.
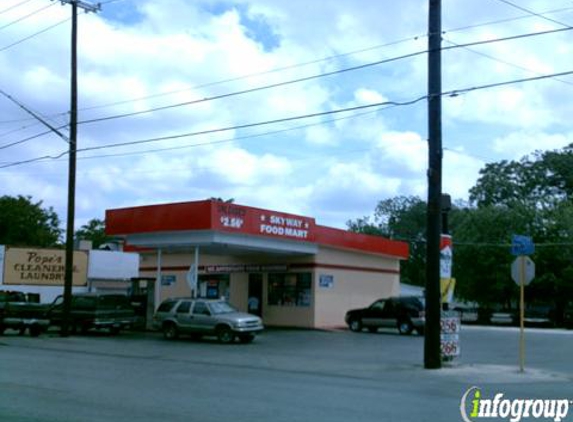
[511,256,535,286]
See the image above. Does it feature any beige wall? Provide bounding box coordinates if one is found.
[312,247,400,328]
[230,273,248,312]
[139,247,402,329]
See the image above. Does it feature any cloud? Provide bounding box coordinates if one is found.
[492,131,573,159]
[1,0,572,232]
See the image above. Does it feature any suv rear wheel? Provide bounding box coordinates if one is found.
[348,318,363,332]
[163,322,179,340]
[397,319,414,335]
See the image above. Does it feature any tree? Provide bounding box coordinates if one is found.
[463,143,573,309]
[0,195,62,247]
[75,218,109,249]
[348,196,427,287]
[450,204,535,307]
[470,144,573,209]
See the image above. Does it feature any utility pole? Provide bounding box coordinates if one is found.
[425,0,443,369]
[55,0,100,337]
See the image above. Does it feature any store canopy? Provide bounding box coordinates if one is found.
[106,200,409,259]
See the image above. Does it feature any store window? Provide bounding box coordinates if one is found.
[198,274,230,300]
[268,273,312,307]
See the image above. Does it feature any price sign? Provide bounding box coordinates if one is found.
[441,311,461,358]
[441,333,460,357]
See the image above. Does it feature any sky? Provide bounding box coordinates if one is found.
[0,0,572,232]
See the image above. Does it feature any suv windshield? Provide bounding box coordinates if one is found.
[208,301,237,315]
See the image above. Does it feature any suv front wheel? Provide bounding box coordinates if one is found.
[216,326,235,344]
[163,322,179,340]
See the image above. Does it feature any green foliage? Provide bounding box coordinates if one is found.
[349,143,573,310]
[75,218,109,249]
[348,196,427,287]
[0,195,62,247]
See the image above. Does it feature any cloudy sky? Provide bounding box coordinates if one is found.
[0,0,572,231]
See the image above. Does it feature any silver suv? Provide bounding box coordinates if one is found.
[153,298,264,344]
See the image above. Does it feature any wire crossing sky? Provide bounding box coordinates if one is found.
[0,0,572,229]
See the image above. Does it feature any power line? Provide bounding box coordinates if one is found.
[0,98,426,168]
[443,5,573,34]
[0,17,70,52]
[0,0,36,16]
[2,3,572,128]
[53,4,573,116]
[493,0,571,28]
[0,129,52,150]
[3,67,573,170]
[2,9,572,146]
[75,25,573,127]
[78,37,418,113]
[79,98,427,154]
[443,38,573,87]
[444,69,573,97]
[77,52,429,126]
[0,1,57,32]
[2,23,572,152]
[38,108,386,163]
[0,89,69,142]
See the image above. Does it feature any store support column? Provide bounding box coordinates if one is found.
[186,247,199,298]
[155,249,162,311]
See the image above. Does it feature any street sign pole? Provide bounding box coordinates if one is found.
[519,256,525,373]
[511,235,535,374]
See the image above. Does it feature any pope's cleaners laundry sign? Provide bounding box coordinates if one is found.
[3,247,88,286]
[214,203,316,242]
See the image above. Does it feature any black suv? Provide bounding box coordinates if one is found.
[345,296,425,335]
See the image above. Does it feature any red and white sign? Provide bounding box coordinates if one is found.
[440,234,453,279]
[212,203,316,241]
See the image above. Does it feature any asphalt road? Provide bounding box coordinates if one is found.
[1,326,572,422]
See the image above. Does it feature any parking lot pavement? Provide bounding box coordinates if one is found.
[1,326,572,422]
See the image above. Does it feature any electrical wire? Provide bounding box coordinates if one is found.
[78,37,418,113]
[74,25,573,127]
[0,98,427,168]
[3,67,573,170]
[443,38,573,87]
[2,23,572,152]
[2,3,573,128]
[494,0,571,28]
[0,17,70,52]
[0,0,36,16]
[0,129,53,150]
[0,89,69,143]
[443,69,573,97]
[0,1,57,32]
[443,5,573,34]
[60,4,573,115]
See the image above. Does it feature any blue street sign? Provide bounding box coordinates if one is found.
[511,235,535,256]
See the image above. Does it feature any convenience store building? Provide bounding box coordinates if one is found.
[105,200,409,329]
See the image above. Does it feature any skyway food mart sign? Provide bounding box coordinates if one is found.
[2,247,88,286]
[213,203,316,242]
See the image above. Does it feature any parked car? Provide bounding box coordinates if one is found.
[48,293,136,335]
[345,296,425,335]
[451,303,479,324]
[0,290,50,336]
[523,304,556,327]
[153,298,264,344]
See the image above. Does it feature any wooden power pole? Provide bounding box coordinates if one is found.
[425,0,443,369]
[56,0,100,336]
